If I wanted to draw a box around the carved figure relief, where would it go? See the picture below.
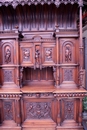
[26,102,51,119]
[4,70,13,82]
[64,100,74,119]
[5,46,11,63]
[65,45,72,62]
[45,48,52,61]
[4,101,13,120]
[64,69,73,81]
[35,45,40,68]
[23,48,30,61]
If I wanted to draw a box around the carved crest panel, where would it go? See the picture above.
[20,43,33,66]
[45,48,52,61]
[26,102,51,119]
[42,43,56,65]
[64,100,74,119]
[23,48,30,61]
[3,70,13,82]
[64,69,73,81]
[3,101,13,120]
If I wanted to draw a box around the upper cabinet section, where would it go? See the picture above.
[0,3,78,32]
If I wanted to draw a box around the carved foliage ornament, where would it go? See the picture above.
[4,101,13,120]
[26,102,51,119]
[64,69,73,81]
[0,0,82,8]
[4,70,13,82]
[64,100,74,119]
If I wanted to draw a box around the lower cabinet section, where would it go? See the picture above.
[0,91,86,130]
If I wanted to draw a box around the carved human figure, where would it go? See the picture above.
[45,48,52,60]
[5,47,11,63]
[35,49,40,63]
[65,46,72,62]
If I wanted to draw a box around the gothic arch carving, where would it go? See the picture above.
[62,41,74,63]
[1,42,14,64]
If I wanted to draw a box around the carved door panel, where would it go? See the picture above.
[59,38,79,88]
[59,38,78,64]
[0,40,16,65]
[61,99,77,123]
[21,98,57,123]
[2,100,15,121]
[42,43,56,66]
[20,42,34,66]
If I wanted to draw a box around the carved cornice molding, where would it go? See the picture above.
[0,0,83,8]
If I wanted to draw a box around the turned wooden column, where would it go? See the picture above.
[79,5,83,69]
[16,38,20,87]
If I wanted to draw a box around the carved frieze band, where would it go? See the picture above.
[3,101,13,120]
[0,92,86,99]
[26,102,51,119]
[0,0,82,8]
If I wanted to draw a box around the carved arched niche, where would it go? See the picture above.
[62,41,74,63]
[2,43,14,64]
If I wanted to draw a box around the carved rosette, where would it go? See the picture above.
[64,69,73,81]
[3,101,13,120]
[26,102,51,119]
[64,100,74,119]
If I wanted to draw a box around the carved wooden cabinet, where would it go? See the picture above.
[0,0,86,130]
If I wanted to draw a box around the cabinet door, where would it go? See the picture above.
[20,42,34,66]
[42,43,56,66]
